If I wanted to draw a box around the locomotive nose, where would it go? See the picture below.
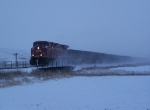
[31,46,43,57]
[35,49,42,56]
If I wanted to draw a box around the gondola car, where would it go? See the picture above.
[30,41,69,65]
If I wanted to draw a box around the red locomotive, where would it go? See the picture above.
[30,41,69,65]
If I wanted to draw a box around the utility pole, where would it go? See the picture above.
[13,53,19,67]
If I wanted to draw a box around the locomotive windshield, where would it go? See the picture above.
[33,43,49,47]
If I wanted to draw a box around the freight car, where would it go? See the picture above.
[30,41,69,65]
[63,49,133,64]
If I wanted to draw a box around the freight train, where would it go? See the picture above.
[30,41,133,65]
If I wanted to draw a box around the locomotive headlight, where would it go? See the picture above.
[32,54,34,56]
[37,47,40,50]
[40,54,42,56]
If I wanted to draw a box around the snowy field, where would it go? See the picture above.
[0,65,150,110]
[0,76,150,110]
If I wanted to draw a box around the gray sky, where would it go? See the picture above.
[0,0,150,58]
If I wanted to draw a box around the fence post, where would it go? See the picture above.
[23,61,24,67]
[4,62,6,68]
[11,62,12,68]
[25,61,26,67]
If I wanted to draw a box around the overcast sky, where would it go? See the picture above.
[0,0,150,58]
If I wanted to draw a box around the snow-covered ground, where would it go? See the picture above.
[0,67,37,73]
[0,58,150,110]
[74,63,150,71]
[75,64,150,75]
[111,65,150,72]
[0,76,150,110]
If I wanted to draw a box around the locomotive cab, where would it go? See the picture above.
[30,41,49,65]
[32,42,48,57]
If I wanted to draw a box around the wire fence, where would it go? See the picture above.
[0,61,30,69]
